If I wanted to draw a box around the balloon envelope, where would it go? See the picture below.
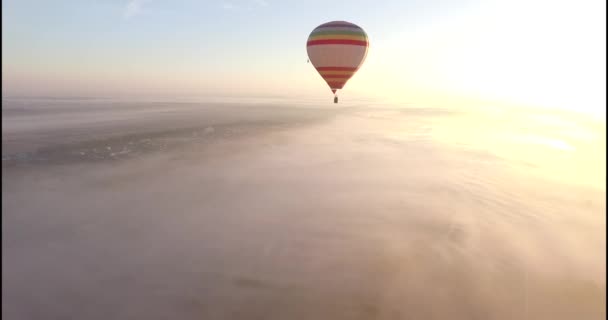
[306,21,369,95]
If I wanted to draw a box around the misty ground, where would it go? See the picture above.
[2,98,605,319]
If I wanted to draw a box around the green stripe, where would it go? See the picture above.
[310,30,367,37]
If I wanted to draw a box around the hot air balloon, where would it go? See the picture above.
[306,21,369,103]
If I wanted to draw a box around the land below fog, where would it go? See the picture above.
[2,99,605,320]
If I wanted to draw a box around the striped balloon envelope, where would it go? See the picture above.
[306,21,369,102]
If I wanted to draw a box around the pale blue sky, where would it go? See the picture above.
[2,0,605,115]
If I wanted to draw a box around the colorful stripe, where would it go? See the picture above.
[310,30,366,36]
[318,69,355,73]
[307,20,368,48]
[308,34,367,41]
[318,72,355,77]
[321,74,352,79]
[317,22,360,28]
[307,39,368,46]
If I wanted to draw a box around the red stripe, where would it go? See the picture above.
[322,75,352,79]
[316,67,358,71]
[307,39,368,46]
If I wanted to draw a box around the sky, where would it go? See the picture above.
[2,0,606,116]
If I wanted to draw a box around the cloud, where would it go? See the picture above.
[123,0,149,19]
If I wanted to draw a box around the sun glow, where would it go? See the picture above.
[350,0,606,117]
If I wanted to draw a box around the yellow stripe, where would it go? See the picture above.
[308,34,367,41]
